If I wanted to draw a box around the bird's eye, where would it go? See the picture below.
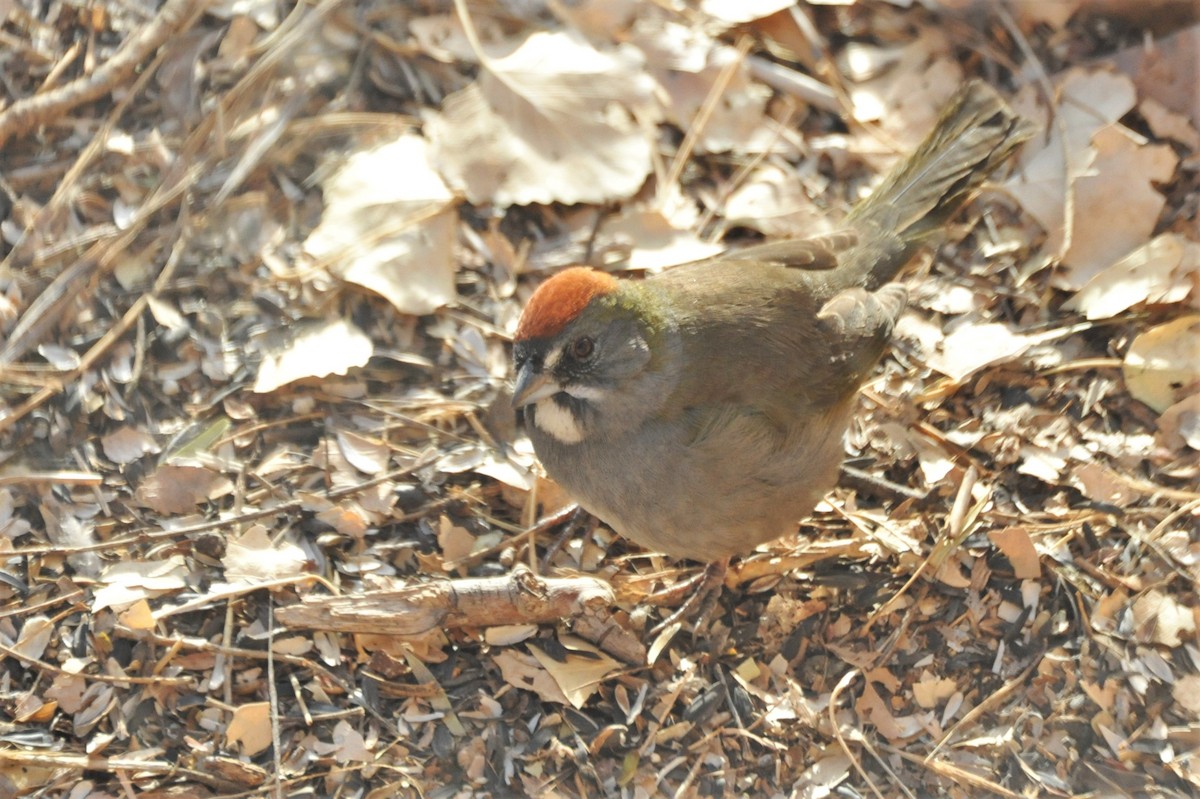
[569,336,595,361]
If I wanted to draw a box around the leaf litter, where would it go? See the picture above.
[0,0,1197,797]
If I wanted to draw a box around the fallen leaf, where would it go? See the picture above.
[253,319,373,393]
[135,465,231,514]
[1061,124,1178,288]
[528,636,621,709]
[1122,315,1200,413]
[912,674,957,709]
[305,133,458,315]
[926,321,1037,382]
[1005,68,1137,264]
[1132,590,1196,647]
[427,30,657,206]
[1067,234,1199,320]
[101,427,161,464]
[988,527,1042,579]
[493,649,569,706]
[226,702,273,756]
[224,526,309,583]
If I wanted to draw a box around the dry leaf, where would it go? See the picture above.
[427,30,656,206]
[599,203,724,271]
[528,636,621,709]
[925,321,1037,382]
[118,599,156,631]
[1070,461,1140,508]
[1157,392,1200,451]
[493,649,569,705]
[793,752,852,799]
[226,702,273,756]
[987,527,1042,579]
[1068,234,1200,320]
[912,674,957,709]
[101,426,161,464]
[224,526,309,583]
[437,515,475,567]
[1061,124,1178,288]
[1132,590,1196,647]
[253,319,373,393]
[135,465,231,514]
[335,430,390,475]
[11,616,53,661]
[1122,315,1200,413]
[305,133,458,315]
[93,556,189,611]
[1006,68,1136,263]
[699,0,793,24]
[1174,675,1200,717]
[633,24,778,155]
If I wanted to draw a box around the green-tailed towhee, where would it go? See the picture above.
[512,80,1031,566]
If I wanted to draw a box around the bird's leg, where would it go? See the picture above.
[538,505,591,571]
[648,557,730,636]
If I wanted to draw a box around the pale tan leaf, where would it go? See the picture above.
[93,555,189,611]
[912,674,957,709]
[101,426,161,465]
[1061,124,1178,288]
[1123,315,1200,413]
[1132,590,1196,647]
[437,515,474,566]
[305,133,457,314]
[1158,393,1200,452]
[223,526,308,583]
[226,702,273,756]
[135,465,231,514]
[253,319,373,393]
[987,527,1042,580]
[493,649,569,705]
[528,637,620,709]
[427,31,656,206]
[1005,68,1137,260]
[1174,675,1200,717]
[1068,234,1200,320]
[699,0,793,24]
[12,616,53,661]
[926,322,1036,382]
[633,25,779,155]
[335,430,390,475]
[117,600,156,631]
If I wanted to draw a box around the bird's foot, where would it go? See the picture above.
[647,558,730,637]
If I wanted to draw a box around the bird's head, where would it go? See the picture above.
[511,267,674,444]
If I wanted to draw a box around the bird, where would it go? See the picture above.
[510,80,1031,611]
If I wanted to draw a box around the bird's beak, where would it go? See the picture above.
[512,363,561,408]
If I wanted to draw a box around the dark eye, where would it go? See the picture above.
[569,336,595,361]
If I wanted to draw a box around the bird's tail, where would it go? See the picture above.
[845,80,1034,288]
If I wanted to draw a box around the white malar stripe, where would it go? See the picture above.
[564,384,607,402]
[533,398,584,444]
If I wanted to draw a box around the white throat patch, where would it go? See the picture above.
[533,398,584,444]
